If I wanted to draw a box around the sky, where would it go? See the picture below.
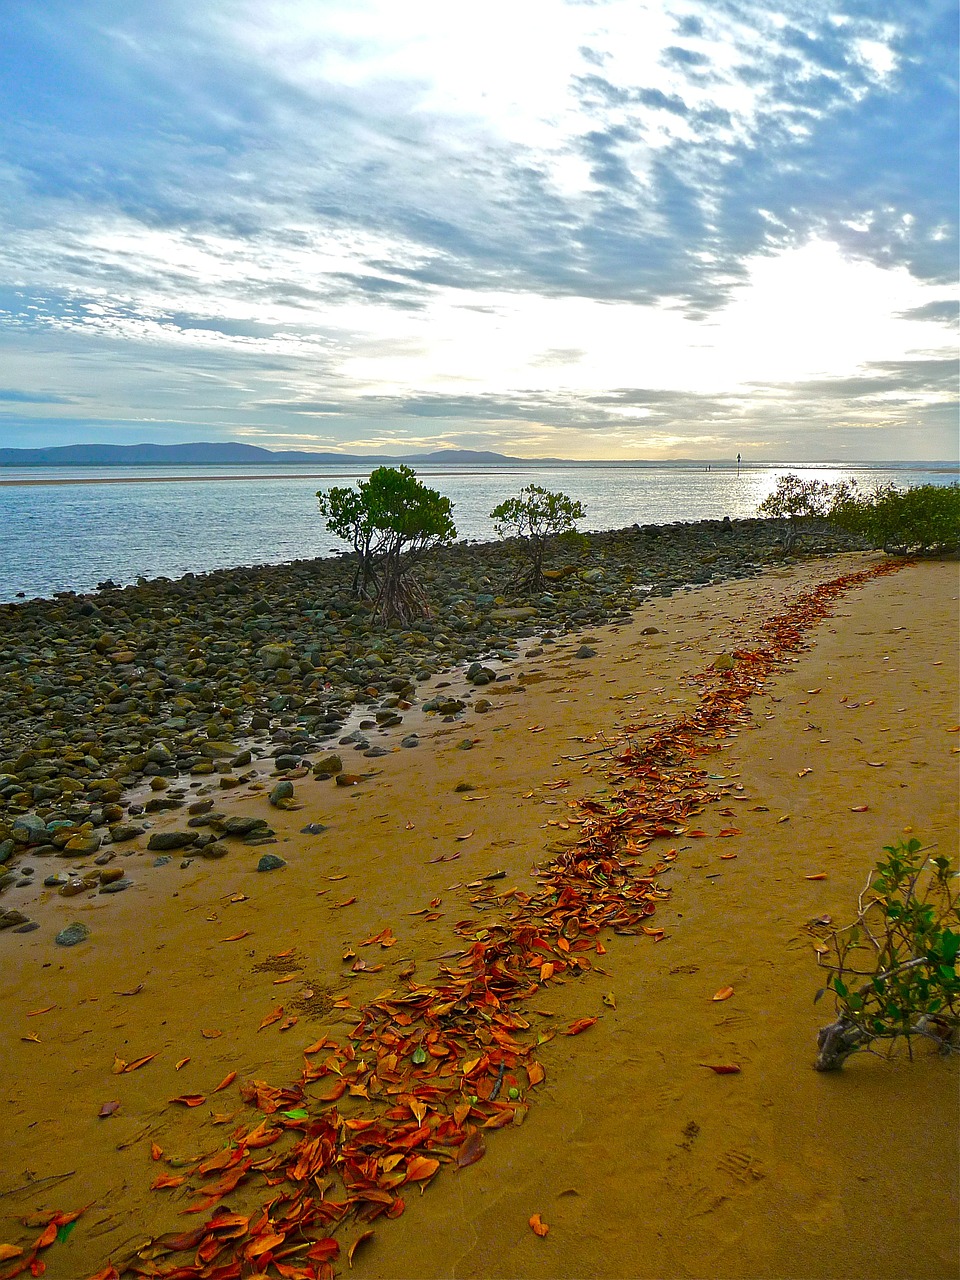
[0,0,956,461]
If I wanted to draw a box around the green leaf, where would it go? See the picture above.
[281,1108,310,1120]
[412,1046,427,1065]
[56,1221,78,1245]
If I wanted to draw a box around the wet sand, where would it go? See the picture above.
[1,552,957,1280]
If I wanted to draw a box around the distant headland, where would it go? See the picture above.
[0,442,564,467]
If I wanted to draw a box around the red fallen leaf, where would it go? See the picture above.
[279,1016,299,1031]
[153,1228,207,1252]
[333,896,357,908]
[212,1071,237,1093]
[122,1052,158,1073]
[688,830,708,838]
[246,1231,286,1259]
[150,1143,163,1161]
[850,805,870,812]
[312,1078,347,1104]
[150,1173,187,1190]
[564,1017,598,1036]
[405,1156,439,1182]
[595,941,606,955]
[221,931,251,942]
[805,873,828,880]
[170,1094,206,1106]
[98,1100,120,1118]
[526,1061,545,1087]
[0,1246,23,1262]
[539,962,555,982]
[529,1213,549,1237]
[307,1238,341,1264]
[717,828,741,837]
[347,1230,374,1267]
[699,1064,742,1074]
[273,947,296,957]
[719,853,738,860]
[303,1038,329,1055]
[258,1006,284,1030]
[456,1128,486,1168]
[712,986,734,1002]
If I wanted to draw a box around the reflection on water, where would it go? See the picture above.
[0,461,955,601]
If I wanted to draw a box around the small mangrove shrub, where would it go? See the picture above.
[490,485,586,589]
[830,482,960,555]
[814,839,960,1070]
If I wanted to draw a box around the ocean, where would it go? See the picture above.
[0,460,955,603]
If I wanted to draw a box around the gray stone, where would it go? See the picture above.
[575,645,598,659]
[99,877,133,893]
[15,920,40,933]
[256,853,286,872]
[401,734,420,748]
[56,922,90,946]
[269,780,295,806]
[312,753,343,777]
[147,830,198,851]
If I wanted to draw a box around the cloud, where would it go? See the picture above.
[0,388,76,403]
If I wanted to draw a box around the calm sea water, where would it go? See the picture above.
[0,460,955,603]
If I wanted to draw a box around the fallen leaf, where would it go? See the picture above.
[26,1006,55,1017]
[0,1246,23,1262]
[529,1213,549,1237]
[115,984,144,996]
[212,1071,237,1093]
[221,931,251,942]
[279,1016,299,1031]
[719,853,738,860]
[712,986,734,1001]
[122,1052,158,1073]
[797,768,813,778]
[347,1230,374,1267]
[98,1100,120,1118]
[865,761,886,768]
[601,992,616,1008]
[273,947,296,956]
[455,830,475,841]
[405,1156,439,1182]
[151,1173,187,1190]
[20,1033,40,1044]
[150,1143,163,1161]
[169,1095,206,1106]
[175,1058,190,1070]
[850,804,870,812]
[699,1064,741,1074]
[804,873,828,880]
[456,1129,486,1168]
[201,1029,223,1040]
[258,1007,284,1030]
[717,828,741,837]
[273,974,297,984]
[332,896,357,908]
[564,1017,598,1036]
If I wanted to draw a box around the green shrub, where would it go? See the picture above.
[830,482,960,554]
[814,840,960,1070]
[491,485,586,589]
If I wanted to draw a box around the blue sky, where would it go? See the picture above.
[0,0,956,459]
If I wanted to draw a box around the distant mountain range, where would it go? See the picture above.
[0,442,559,467]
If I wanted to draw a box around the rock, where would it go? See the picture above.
[0,840,15,865]
[640,626,660,635]
[99,867,126,884]
[454,782,476,792]
[575,645,597,659]
[269,781,295,806]
[109,823,145,843]
[474,699,493,713]
[455,739,474,751]
[312,753,343,777]
[256,853,286,872]
[222,816,272,837]
[188,799,215,815]
[56,922,90,946]
[59,878,88,897]
[198,841,229,858]
[153,855,172,867]
[363,746,390,757]
[64,834,102,855]
[401,734,420,748]
[0,909,29,928]
[489,607,538,621]
[99,877,133,893]
[43,872,69,887]
[14,920,40,933]
[712,653,735,671]
[147,831,199,851]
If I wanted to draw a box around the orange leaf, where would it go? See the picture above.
[170,1094,206,1107]
[258,1006,284,1031]
[333,896,357,908]
[273,974,297,984]
[307,1238,340,1264]
[699,1063,741,1074]
[717,827,741,837]
[150,1143,164,1161]
[804,873,828,880]
[405,1156,439,1182]
[712,986,734,1002]
[212,1071,237,1093]
[201,1028,223,1039]
[122,1052,158,1073]
[564,1017,597,1036]
[246,1232,285,1259]
[529,1213,549,1237]
[526,1061,545,1087]
[539,962,555,982]
[26,1006,55,1017]
[0,1246,23,1262]
[221,932,251,942]
[279,1016,299,1032]
[797,768,812,778]
[151,1173,187,1190]
[850,805,870,812]
[175,1057,191,1071]
[347,1230,374,1268]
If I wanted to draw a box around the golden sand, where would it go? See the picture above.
[1,552,956,1280]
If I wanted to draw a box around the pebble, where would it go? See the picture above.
[99,877,133,893]
[147,831,198,851]
[153,855,172,867]
[256,853,286,872]
[14,920,40,933]
[401,735,420,748]
[300,823,328,835]
[56,922,90,946]
[269,781,295,806]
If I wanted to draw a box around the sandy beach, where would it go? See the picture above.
[0,551,956,1280]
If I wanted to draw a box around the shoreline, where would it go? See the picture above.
[0,553,955,1278]
[0,470,537,487]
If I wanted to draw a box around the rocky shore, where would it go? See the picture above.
[0,516,862,934]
